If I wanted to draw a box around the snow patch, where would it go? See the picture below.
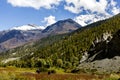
[11,24,45,31]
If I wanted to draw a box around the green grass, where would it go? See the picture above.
[48,67,65,74]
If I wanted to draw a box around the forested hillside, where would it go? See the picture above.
[0,13,120,72]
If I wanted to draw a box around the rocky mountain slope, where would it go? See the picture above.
[0,29,43,52]
[42,19,81,34]
[78,27,120,73]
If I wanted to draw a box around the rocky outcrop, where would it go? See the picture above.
[80,51,89,63]
[78,56,120,73]
[78,30,120,73]
[80,32,113,62]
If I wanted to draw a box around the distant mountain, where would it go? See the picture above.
[42,19,82,35]
[0,19,81,52]
[0,29,43,52]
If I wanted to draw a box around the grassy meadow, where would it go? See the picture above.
[0,67,119,80]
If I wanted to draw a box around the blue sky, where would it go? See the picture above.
[0,0,120,31]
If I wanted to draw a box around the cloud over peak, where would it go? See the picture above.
[43,15,56,27]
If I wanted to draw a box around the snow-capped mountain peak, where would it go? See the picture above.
[11,24,45,31]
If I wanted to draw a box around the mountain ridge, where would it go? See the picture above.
[0,18,82,52]
[42,18,82,34]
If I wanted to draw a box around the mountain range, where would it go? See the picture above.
[0,19,82,52]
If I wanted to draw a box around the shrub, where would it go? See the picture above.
[48,69,56,75]
[71,69,80,73]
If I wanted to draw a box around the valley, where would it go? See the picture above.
[1,0,120,79]
[0,13,120,80]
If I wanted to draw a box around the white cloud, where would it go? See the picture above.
[64,0,120,15]
[43,15,56,26]
[7,0,120,27]
[112,7,120,15]
[74,14,111,26]
[65,0,120,26]
[64,0,108,14]
[107,0,120,15]
[7,0,62,10]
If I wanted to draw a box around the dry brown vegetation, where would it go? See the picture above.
[0,67,120,80]
[22,73,110,80]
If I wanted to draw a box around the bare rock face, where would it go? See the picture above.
[80,51,89,63]
[80,32,113,62]
[78,30,120,73]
